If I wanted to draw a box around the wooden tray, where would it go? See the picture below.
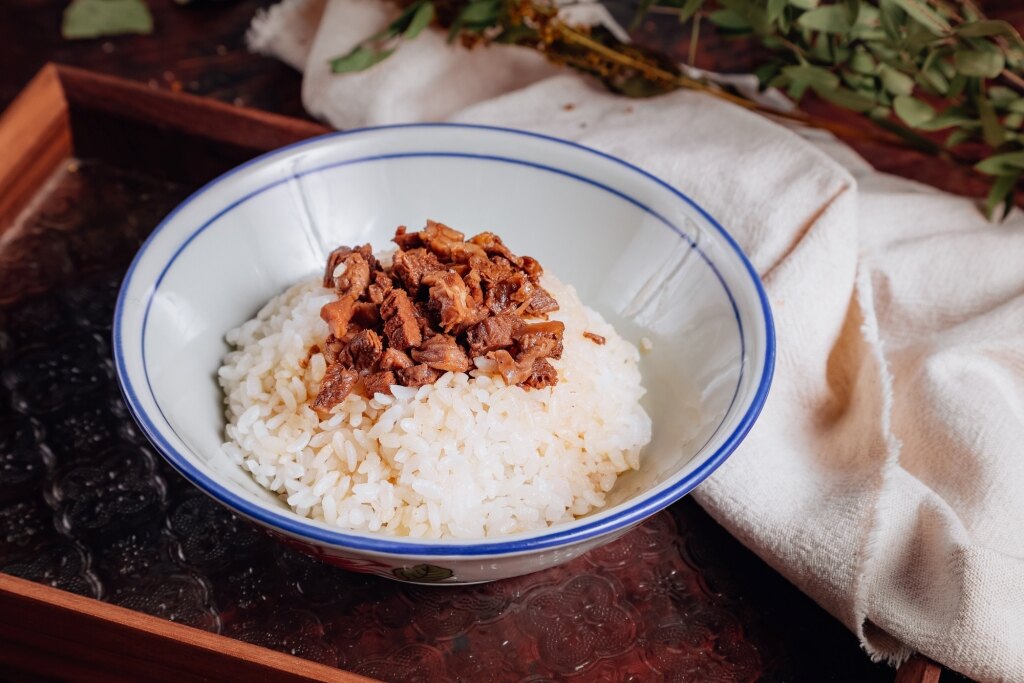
[0,64,943,683]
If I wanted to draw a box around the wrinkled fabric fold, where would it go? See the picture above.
[249,3,1024,680]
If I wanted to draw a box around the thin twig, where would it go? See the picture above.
[550,20,956,156]
[688,12,701,68]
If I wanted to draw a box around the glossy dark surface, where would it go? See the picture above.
[0,159,904,681]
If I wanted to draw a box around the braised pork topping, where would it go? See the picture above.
[311,221,562,412]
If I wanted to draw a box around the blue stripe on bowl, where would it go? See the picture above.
[113,123,776,557]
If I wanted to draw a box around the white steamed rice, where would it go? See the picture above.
[218,273,651,539]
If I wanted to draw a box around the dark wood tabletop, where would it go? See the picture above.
[0,2,1003,681]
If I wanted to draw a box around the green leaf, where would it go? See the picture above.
[918,66,948,95]
[855,4,880,28]
[330,45,395,73]
[987,86,1018,108]
[842,71,868,89]
[885,0,951,36]
[754,62,781,86]
[62,0,153,39]
[984,171,1019,220]
[874,115,944,153]
[448,0,501,38]
[788,0,818,9]
[814,84,876,112]
[798,6,852,33]
[879,0,905,41]
[387,0,426,32]
[879,64,916,96]
[767,0,788,24]
[1005,113,1024,129]
[955,48,1005,78]
[495,23,536,44]
[977,95,1006,146]
[809,33,833,61]
[403,1,435,39]
[456,0,501,25]
[974,151,1024,175]
[850,48,876,74]
[956,19,1019,39]
[678,0,704,24]
[893,95,936,126]
[945,128,973,148]
[870,105,892,119]
[947,73,967,99]
[787,79,811,100]
[782,64,840,89]
[938,56,957,79]
[915,107,976,131]
[708,8,750,30]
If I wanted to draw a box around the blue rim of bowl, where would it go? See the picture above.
[113,122,776,557]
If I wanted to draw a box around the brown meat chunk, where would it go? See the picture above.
[312,223,563,399]
[487,349,533,386]
[526,285,560,316]
[516,320,565,336]
[393,225,423,250]
[486,271,534,314]
[583,331,606,345]
[448,241,487,263]
[333,252,371,299]
[413,300,435,339]
[419,220,469,261]
[464,269,484,305]
[522,359,558,389]
[321,335,345,365]
[423,270,479,332]
[515,321,564,362]
[484,279,514,314]
[398,364,441,388]
[379,347,414,371]
[320,295,357,338]
[362,370,396,397]
[351,302,381,329]
[469,254,516,285]
[392,248,444,290]
[347,329,383,372]
[312,364,359,414]
[520,256,543,283]
[469,232,519,263]
[411,334,471,373]
[380,289,422,350]
[367,271,394,304]
[323,246,353,288]
[466,313,524,357]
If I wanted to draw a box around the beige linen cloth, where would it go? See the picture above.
[249,2,1024,680]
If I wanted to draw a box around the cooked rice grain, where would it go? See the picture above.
[218,274,651,538]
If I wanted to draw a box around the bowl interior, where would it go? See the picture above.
[116,124,772,550]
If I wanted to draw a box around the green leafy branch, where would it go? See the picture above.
[329,0,1024,218]
[331,0,436,72]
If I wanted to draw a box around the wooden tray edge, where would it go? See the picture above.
[0,64,71,229]
[0,573,375,682]
[0,63,330,231]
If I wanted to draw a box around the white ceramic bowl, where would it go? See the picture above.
[114,124,774,584]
